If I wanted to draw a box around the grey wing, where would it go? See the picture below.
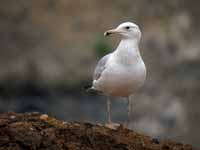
[93,53,111,81]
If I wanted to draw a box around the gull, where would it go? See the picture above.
[90,22,146,127]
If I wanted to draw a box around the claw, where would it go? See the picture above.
[105,123,121,130]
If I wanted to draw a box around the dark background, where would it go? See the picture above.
[0,0,199,146]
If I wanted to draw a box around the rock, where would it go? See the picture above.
[40,114,49,121]
[0,112,194,150]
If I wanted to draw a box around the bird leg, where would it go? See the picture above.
[105,96,121,129]
[106,96,112,123]
[126,96,132,127]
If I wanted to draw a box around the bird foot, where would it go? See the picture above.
[105,123,123,130]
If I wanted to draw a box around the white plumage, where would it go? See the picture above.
[91,22,146,126]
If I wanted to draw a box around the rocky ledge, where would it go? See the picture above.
[0,112,194,150]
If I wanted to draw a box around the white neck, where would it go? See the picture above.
[115,38,141,57]
[112,38,143,66]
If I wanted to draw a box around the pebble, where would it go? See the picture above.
[10,115,16,119]
[40,114,48,120]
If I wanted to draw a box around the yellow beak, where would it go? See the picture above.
[104,28,124,36]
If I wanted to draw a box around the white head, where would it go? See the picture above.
[104,22,141,42]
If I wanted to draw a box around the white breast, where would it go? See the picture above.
[93,36,146,97]
[96,53,146,97]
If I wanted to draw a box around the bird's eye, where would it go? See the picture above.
[125,26,130,30]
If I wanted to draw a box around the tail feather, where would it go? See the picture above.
[83,84,103,95]
[83,84,93,91]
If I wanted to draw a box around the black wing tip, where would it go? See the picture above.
[83,84,92,91]
[83,84,95,93]
[82,84,103,95]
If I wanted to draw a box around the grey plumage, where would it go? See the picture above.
[93,53,111,81]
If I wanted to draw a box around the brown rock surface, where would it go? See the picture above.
[0,112,193,150]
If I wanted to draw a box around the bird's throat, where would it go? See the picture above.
[115,39,141,64]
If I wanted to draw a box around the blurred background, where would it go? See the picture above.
[0,0,199,146]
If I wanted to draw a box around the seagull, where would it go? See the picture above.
[90,22,146,127]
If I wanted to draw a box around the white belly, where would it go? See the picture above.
[94,60,146,97]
